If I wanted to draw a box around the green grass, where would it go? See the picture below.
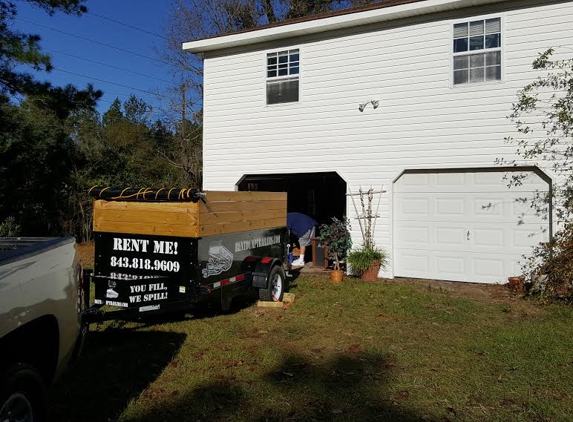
[49,276,573,422]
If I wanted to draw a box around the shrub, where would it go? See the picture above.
[0,216,21,237]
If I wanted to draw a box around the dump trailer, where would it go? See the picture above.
[83,188,290,322]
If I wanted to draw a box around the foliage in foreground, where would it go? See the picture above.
[502,48,573,301]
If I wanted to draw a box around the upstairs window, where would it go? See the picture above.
[266,49,299,105]
[453,18,501,85]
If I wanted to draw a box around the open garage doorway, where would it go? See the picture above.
[236,172,347,224]
[237,172,347,265]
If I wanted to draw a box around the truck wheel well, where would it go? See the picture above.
[0,315,59,385]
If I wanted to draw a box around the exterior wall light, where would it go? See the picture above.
[358,100,379,112]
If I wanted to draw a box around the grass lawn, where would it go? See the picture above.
[49,267,573,421]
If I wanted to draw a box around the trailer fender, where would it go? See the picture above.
[251,257,282,289]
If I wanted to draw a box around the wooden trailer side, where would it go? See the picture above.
[199,191,287,237]
[93,200,200,237]
[92,191,287,238]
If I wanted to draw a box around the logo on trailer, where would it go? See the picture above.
[106,288,119,299]
[202,241,233,278]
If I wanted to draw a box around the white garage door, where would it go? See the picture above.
[393,169,550,283]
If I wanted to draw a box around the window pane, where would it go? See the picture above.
[485,34,500,49]
[267,78,299,104]
[470,36,484,50]
[454,38,468,53]
[485,18,501,34]
[290,53,299,62]
[453,23,468,38]
[486,51,501,66]
[267,70,277,78]
[454,69,468,85]
[486,65,501,81]
[470,20,484,36]
[454,56,469,70]
[278,68,288,76]
[470,53,484,68]
[470,68,485,83]
[290,66,299,74]
[278,52,288,63]
[267,56,277,65]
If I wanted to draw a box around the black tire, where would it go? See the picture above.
[259,265,286,302]
[0,364,46,422]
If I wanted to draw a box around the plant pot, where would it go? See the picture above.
[361,260,381,282]
[507,276,525,294]
[330,269,344,283]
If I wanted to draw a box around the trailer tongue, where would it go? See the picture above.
[83,188,290,322]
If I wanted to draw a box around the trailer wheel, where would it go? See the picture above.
[259,265,286,302]
[0,364,46,422]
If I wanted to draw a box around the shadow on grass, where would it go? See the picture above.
[47,328,186,422]
[124,351,434,422]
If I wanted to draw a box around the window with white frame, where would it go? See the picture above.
[453,18,501,85]
[266,49,299,104]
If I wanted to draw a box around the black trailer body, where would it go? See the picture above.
[88,227,288,320]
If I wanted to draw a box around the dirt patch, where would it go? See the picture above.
[383,276,543,314]
[385,277,508,300]
[77,242,94,269]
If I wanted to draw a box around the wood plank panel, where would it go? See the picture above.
[199,200,286,214]
[200,217,285,237]
[93,220,199,238]
[95,210,198,226]
[94,199,200,237]
[200,209,286,226]
[94,200,199,214]
[204,191,287,202]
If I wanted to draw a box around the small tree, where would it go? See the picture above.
[501,48,573,300]
[318,217,352,271]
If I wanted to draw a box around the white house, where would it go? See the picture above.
[183,0,573,283]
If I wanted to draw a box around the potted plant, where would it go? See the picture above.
[318,217,352,283]
[347,246,387,281]
[348,187,388,281]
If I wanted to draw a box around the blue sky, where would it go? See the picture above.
[13,0,179,117]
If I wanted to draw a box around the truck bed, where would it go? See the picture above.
[0,237,76,264]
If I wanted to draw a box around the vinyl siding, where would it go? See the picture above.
[201,0,573,277]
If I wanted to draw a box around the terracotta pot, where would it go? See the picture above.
[361,260,381,282]
[330,269,344,283]
[507,276,525,294]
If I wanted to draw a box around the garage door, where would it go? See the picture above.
[393,169,550,283]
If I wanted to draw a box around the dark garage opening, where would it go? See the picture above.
[237,172,347,265]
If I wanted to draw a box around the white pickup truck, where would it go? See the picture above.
[0,237,86,422]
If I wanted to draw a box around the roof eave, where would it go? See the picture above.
[182,0,507,53]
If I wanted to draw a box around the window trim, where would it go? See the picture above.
[264,47,302,106]
[450,14,504,88]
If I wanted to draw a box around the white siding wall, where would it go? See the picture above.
[202,0,573,277]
